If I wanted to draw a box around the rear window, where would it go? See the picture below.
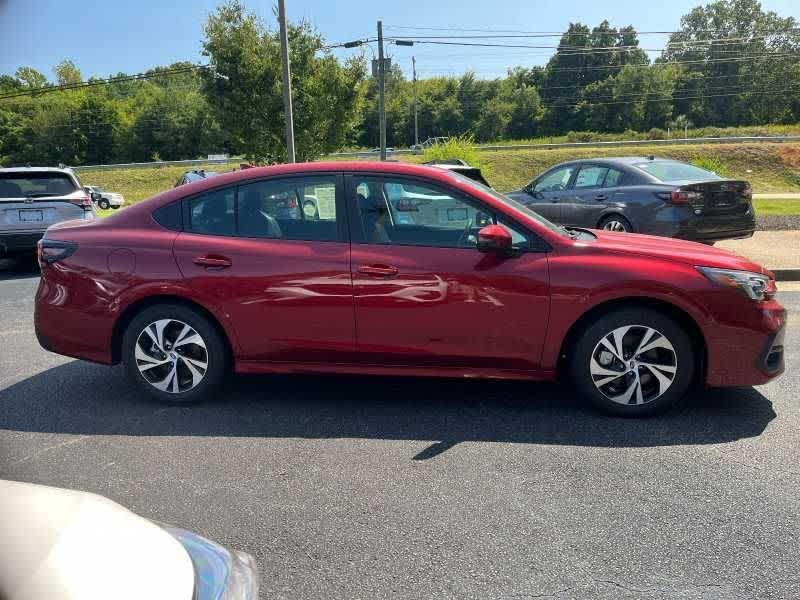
[0,172,78,199]
[633,161,721,182]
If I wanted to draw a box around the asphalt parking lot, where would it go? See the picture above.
[1,257,798,600]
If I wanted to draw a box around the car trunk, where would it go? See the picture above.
[0,198,89,233]
[679,180,754,236]
[680,180,752,216]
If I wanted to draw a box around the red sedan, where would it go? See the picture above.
[34,162,785,416]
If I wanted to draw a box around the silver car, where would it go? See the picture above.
[0,167,95,256]
[85,185,125,210]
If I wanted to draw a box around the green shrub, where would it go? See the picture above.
[566,131,599,143]
[646,128,667,140]
[421,136,484,169]
[691,156,730,177]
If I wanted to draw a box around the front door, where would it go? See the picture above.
[346,174,551,372]
[172,174,356,363]
[523,164,579,223]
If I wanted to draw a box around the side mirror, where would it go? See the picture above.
[476,224,513,254]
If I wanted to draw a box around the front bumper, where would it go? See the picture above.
[705,299,786,387]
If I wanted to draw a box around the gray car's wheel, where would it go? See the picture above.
[122,304,229,404]
[98,198,110,210]
[569,308,695,417]
[598,214,632,233]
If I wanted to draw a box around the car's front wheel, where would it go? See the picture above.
[98,198,110,210]
[122,304,229,404]
[569,308,695,416]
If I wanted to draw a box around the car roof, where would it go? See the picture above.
[104,161,493,226]
[0,166,76,174]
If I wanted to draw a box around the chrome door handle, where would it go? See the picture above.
[193,255,232,269]
[358,264,399,277]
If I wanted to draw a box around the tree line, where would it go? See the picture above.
[0,0,798,166]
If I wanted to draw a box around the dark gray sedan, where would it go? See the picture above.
[506,157,756,243]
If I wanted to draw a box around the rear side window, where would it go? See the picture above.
[186,188,235,236]
[153,202,182,231]
[0,173,77,199]
[573,166,608,189]
[603,168,625,187]
[237,176,338,242]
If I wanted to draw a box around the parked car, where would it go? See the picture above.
[507,157,756,243]
[34,162,784,416]
[425,159,491,186]
[0,167,94,256]
[84,185,125,210]
[174,169,218,187]
[0,479,258,600]
[412,137,450,152]
[368,147,395,153]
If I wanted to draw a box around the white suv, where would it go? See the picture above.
[0,167,95,256]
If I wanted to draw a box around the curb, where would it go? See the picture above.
[774,269,800,282]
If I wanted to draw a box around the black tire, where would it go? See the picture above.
[111,204,121,209]
[568,307,695,417]
[122,304,229,404]
[98,199,110,210]
[598,214,633,233]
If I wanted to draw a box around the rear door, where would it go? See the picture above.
[172,174,357,363]
[563,165,627,227]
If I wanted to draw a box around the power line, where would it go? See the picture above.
[0,64,211,101]
[385,25,800,36]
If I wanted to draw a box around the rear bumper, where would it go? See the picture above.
[705,300,786,387]
[676,226,755,243]
[0,230,45,254]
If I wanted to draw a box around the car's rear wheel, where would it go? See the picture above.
[598,214,632,233]
[122,304,229,404]
[98,198,110,210]
[569,308,695,417]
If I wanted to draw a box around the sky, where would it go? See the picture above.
[1,0,798,81]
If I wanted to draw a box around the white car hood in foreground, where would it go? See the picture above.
[0,479,194,600]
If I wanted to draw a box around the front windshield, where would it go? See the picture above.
[446,170,571,237]
[634,160,721,182]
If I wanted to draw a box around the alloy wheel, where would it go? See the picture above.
[589,325,677,405]
[134,319,208,393]
[602,219,628,232]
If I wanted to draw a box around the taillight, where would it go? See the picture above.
[669,189,703,204]
[37,239,78,266]
[71,195,93,210]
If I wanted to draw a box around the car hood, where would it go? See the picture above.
[584,229,771,276]
[0,479,195,600]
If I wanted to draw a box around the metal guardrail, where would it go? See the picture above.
[329,135,800,158]
[71,135,800,169]
[73,157,242,172]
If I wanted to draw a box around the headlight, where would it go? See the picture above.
[697,266,776,300]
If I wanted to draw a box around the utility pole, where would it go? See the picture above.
[377,20,386,161]
[278,0,295,162]
[412,56,419,148]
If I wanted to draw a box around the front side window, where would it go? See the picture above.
[187,188,235,236]
[238,176,338,241]
[532,166,576,193]
[352,177,529,250]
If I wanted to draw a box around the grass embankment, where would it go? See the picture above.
[80,143,800,216]
[752,199,800,215]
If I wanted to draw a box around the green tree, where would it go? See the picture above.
[54,59,82,85]
[14,66,48,89]
[201,0,365,162]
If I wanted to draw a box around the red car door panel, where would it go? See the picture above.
[347,174,551,371]
[351,244,550,369]
[174,234,355,362]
